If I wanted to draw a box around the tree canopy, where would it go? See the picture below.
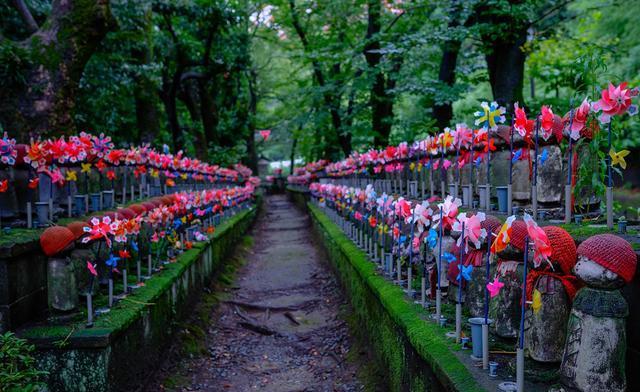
[0,0,638,171]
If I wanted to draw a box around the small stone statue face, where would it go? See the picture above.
[573,256,624,289]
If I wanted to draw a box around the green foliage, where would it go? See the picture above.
[0,332,47,392]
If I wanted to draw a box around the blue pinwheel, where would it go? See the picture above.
[538,149,548,166]
[131,240,139,252]
[425,228,438,249]
[105,254,120,268]
[512,148,522,163]
[457,264,473,281]
[442,252,456,264]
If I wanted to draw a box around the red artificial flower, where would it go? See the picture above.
[106,170,116,181]
[0,180,7,193]
[118,249,131,259]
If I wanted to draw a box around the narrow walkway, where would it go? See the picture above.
[155,195,366,391]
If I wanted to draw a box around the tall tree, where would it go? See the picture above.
[0,0,115,138]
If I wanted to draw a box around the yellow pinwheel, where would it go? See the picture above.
[409,162,416,172]
[66,170,78,181]
[532,289,542,314]
[81,163,92,173]
[474,101,506,130]
[610,148,630,169]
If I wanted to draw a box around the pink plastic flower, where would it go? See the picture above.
[432,195,461,230]
[82,216,115,247]
[395,198,412,221]
[514,103,534,141]
[593,82,639,123]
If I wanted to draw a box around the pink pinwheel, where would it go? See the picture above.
[432,195,461,230]
[409,201,432,233]
[486,277,504,298]
[454,123,473,148]
[395,198,412,221]
[453,212,487,251]
[514,103,534,141]
[593,82,639,123]
[0,133,17,165]
[259,130,271,141]
[87,261,98,277]
[540,106,555,140]
[523,213,552,267]
[568,98,591,140]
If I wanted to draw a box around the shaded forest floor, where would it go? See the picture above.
[145,195,383,391]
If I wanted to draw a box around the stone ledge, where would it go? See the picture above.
[307,202,487,392]
[17,205,257,392]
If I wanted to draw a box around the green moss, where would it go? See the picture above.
[308,203,487,392]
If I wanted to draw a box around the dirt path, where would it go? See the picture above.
[150,195,370,392]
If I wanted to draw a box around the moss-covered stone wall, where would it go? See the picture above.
[306,201,486,392]
[21,205,257,392]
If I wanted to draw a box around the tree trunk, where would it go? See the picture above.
[244,70,258,173]
[484,35,527,109]
[160,67,184,153]
[433,1,463,129]
[178,79,208,159]
[0,0,115,139]
[364,0,394,148]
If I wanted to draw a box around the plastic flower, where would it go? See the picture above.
[409,201,432,233]
[118,249,131,259]
[106,170,116,181]
[610,148,630,169]
[474,101,506,130]
[491,215,516,254]
[0,180,8,193]
[523,213,551,267]
[593,82,639,123]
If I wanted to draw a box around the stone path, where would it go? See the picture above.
[149,194,370,391]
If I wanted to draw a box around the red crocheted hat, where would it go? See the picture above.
[142,202,156,212]
[66,221,87,240]
[577,234,637,283]
[129,204,146,215]
[40,226,75,256]
[509,220,528,251]
[543,226,576,274]
[116,208,135,220]
[483,215,503,236]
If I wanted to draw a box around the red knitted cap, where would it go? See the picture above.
[129,204,146,215]
[40,226,75,256]
[543,226,576,274]
[483,215,502,236]
[66,221,87,240]
[142,202,156,211]
[509,220,528,251]
[117,208,135,220]
[577,234,637,283]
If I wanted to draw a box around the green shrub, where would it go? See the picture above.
[0,332,47,392]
